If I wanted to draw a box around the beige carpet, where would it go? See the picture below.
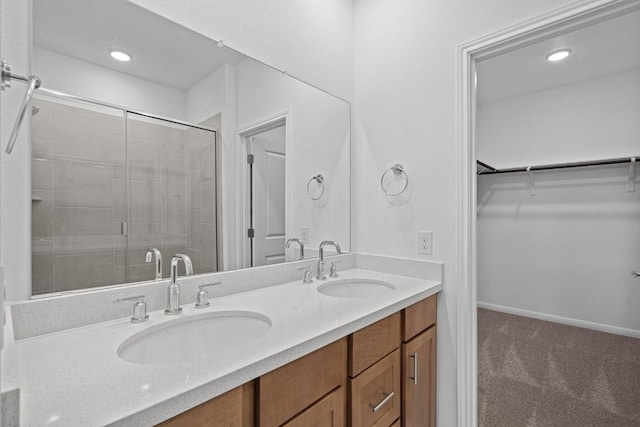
[478,308,640,426]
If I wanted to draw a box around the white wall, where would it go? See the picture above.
[34,47,187,120]
[185,64,241,271]
[478,167,640,333]
[478,68,640,168]
[1,0,31,301]
[185,65,227,124]
[477,68,640,334]
[235,58,351,252]
[128,0,354,102]
[352,0,580,424]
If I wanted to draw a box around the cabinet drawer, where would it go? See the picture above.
[283,386,345,427]
[258,338,347,427]
[157,382,254,427]
[349,312,400,377]
[403,295,436,341]
[402,326,437,427]
[349,349,401,427]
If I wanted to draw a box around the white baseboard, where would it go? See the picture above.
[477,301,640,339]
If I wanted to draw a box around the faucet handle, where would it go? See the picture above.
[195,282,221,309]
[113,295,149,323]
[329,261,343,277]
[297,267,313,284]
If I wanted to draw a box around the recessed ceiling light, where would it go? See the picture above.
[546,48,572,62]
[109,49,132,62]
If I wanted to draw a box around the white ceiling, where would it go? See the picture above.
[477,9,640,104]
[34,2,640,101]
[33,0,248,91]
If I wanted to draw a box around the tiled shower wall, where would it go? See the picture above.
[31,98,218,295]
[186,115,220,275]
[31,99,126,294]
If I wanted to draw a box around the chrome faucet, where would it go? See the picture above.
[145,247,163,280]
[285,238,305,260]
[165,254,193,315]
[317,241,342,280]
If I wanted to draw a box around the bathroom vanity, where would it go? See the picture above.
[2,254,442,426]
[161,295,436,427]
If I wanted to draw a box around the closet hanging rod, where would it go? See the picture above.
[477,160,497,172]
[476,156,639,175]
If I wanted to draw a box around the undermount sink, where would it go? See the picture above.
[317,279,395,298]
[117,311,272,365]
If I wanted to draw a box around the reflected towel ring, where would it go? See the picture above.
[381,163,409,196]
[307,174,325,200]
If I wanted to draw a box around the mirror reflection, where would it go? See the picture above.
[31,0,351,296]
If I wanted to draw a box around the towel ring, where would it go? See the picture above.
[307,174,325,200]
[381,164,408,196]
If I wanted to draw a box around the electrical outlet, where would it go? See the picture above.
[301,227,310,244]
[418,231,433,255]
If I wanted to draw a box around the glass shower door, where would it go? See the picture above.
[31,94,128,294]
[30,94,218,296]
[125,113,218,281]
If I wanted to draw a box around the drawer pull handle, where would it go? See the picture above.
[369,391,395,413]
[409,352,418,385]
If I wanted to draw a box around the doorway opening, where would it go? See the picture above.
[239,114,288,267]
[457,0,640,424]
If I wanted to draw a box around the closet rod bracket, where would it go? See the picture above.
[627,157,635,193]
[527,166,536,196]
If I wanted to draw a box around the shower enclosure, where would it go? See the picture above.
[31,92,219,295]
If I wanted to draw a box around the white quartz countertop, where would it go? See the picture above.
[4,268,441,426]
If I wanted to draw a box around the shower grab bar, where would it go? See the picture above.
[1,59,42,154]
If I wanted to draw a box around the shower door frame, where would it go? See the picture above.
[455,0,640,425]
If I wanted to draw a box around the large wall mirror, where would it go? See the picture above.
[30,0,351,296]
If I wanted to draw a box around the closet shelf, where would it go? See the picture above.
[476,155,638,175]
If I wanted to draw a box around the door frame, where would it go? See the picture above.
[237,110,291,268]
[455,0,640,424]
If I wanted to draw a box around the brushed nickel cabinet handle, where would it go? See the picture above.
[409,352,418,385]
[369,391,395,413]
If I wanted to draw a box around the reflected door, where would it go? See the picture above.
[249,125,286,266]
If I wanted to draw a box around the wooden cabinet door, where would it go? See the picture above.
[156,382,254,427]
[402,326,436,427]
[403,295,436,342]
[349,312,401,377]
[349,349,401,427]
[258,338,347,427]
[283,387,345,427]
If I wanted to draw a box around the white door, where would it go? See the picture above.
[249,125,286,266]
